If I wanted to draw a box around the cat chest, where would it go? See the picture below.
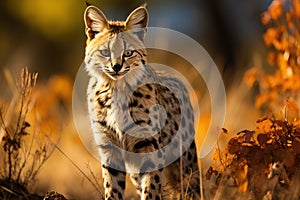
[89,84,158,142]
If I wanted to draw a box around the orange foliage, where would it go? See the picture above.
[207,2,300,197]
[206,117,300,198]
[269,0,283,20]
[244,0,300,118]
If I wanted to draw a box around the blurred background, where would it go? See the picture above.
[0,0,274,199]
[0,0,272,81]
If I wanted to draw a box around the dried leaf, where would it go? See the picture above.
[292,138,300,154]
[263,28,279,46]
[294,0,300,19]
[269,0,283,20]
[228,138,240,155]
[261,12,271,25]
[283,149,295,167]
[221,128,228,134]
[267,52,278,65]
[244,67,260,87]
[257,134,268,146]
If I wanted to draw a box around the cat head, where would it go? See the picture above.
[84,5,148,81]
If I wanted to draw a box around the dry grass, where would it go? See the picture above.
[0,68,54,199]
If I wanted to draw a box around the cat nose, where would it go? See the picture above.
[112,64,122,72]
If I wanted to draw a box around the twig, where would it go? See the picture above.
[184,169,193,199]
[216,141,225,170]
[199,160,204,200]
[0,184,18,196]
[86,163,103,196]
[17,121,36,183]
[180,134,184,199]
[45,134,104,197]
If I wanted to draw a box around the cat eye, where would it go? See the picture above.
[123,50,134,57]
[99,49,110,57]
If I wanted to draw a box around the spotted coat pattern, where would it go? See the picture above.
[84,5,200,200]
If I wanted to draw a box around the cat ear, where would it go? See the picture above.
[125,6,148,40]
[84,6,108,40]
